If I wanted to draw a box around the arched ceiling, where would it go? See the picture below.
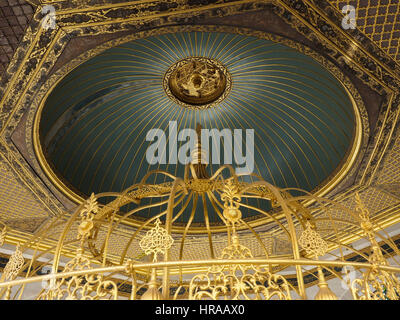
[38,31,356,209]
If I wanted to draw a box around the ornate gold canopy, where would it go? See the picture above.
[0,161,399,300]
[0,0,400,301]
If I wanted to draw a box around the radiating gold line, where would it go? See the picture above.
[222,95,303,189]
[233,85,346,158]
[142,37,180,64]
[157,103,187,187]
[47,70,161,124]
[234,83,350,149]
[208,33,229,59]
[231,86,332,175]
[130,40,176,66]
[188,32,195,58]
[155,35,181,61]
[172,33,189,58]
[223,42,284,66]
[209,99,272,187]
[214,95,282,186]
[113,100,176,191]
[163,33,186,59]
[55,86,163,169]
[47,78,161,150]
[180,32,191,57]
[207,100,263,212]
[232,65,351,116]
[93,97,178,192]
[120,102,181,191]
[80,94,172,191]
[216,37,264,64]
[230,61,352,113]
[214,34,240,61]
[206,32,220,58]
[55,85,163,166]
[230,91,320,185]
[234,77,353,129]
[199,32,204,58]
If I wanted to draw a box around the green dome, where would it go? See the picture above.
[39,31,355,222]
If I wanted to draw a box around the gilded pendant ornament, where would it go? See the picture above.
[77,193,98,241]
[139,218,174,262]
[298,221,328,257]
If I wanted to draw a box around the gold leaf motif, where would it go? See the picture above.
[80,193,99,219]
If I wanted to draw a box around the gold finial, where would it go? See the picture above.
[139,218,174,262]
[140,269,161,300]
[354,193,387,266]
[315,284,338,300]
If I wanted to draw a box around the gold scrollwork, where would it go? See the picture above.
[189,234,292,300]
[38,248,118,300]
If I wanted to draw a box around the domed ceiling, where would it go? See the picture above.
[37,30,357,220]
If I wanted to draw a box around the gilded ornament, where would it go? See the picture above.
[298,221,328,257]
[189,232,291,300]
[350,193,400,300]
[77,193,98,240]
[314,264,338,300]
[221,178,242,224]
[3,244,24,281]
[38,248,117,300]
[163,57,231,109]
[139,218,174,262]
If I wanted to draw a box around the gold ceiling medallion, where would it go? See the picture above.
[163,57,231,109]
